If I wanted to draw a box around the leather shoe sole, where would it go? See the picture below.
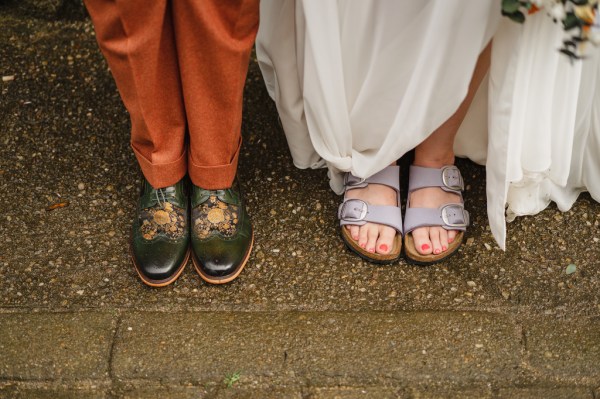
[191,230,254,285]
[130,246,191,287]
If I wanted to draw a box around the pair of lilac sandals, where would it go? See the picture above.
[338,164,469,265]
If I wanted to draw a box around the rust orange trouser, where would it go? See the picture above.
[84,0,259,189]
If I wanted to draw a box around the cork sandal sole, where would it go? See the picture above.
[404,231,464,266]
[340,226,402,264]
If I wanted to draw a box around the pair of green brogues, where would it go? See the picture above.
[131,176,252,286]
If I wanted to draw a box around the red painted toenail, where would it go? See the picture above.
[421,244,430,251]
[448,238,454,243]
[434,249,441,254]
[379,244,388,252]
[368,248,375,253]
[442,246,447,251]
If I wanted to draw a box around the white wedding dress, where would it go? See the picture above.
[256,0,600,249]
[456,13,600,247]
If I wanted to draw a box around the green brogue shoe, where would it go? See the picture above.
[130,177,190,287]
[190,180,253,284]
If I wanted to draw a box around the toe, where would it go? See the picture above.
[365,224,379,253]
[412,227,433,255]
[349,225,360,241]
[448,229,457,244]
[358,224,369,249]
[430,228,442,255]
[439,228,449,252]
[376,226,396,254]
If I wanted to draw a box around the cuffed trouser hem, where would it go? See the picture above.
[132,144,187,189]
[188,138,241,190]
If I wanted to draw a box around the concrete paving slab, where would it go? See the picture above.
[408,384,492,398]
[0,312,116,380]
[523,317,600,380]
[307,387,403,399]
[214,387,303,399]
[496,386,594,399]
[0,385,106,399]
[112,311,519,383]
[114,385,211,399]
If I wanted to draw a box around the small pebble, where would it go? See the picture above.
[484,243,492,251]
[78,182,85,190]
[467,281,476,287]
[2,75,15,82]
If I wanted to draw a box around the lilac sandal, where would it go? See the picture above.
[403,165,469,265]
[338,165,403,264]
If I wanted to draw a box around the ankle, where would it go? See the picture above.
[413,152,455,169]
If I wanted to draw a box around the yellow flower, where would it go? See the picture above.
[574,5,596,24]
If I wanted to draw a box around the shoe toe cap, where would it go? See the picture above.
[193,235,252,279]
[132,238,188,283]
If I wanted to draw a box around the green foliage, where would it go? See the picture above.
[501,0,531,23]
[562,12,581,30]
[223,371,242,388]
[501,0,599,61]
[502,0,523,13]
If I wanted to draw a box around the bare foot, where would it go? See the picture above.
[408,179,461,256]
[344,183,398,254]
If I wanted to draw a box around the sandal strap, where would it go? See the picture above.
[403,203,469,234]
[408,165,464,195]
[338,199,403,233]
[344,165,400,194]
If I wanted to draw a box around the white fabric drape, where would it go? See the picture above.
[256,1,600,249]
[456,14,600,247]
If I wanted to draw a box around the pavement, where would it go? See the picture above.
[1,2,599,398]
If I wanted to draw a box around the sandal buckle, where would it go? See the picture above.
[339,199,368,222]
[441,166,464,191]
[441,204,469,228]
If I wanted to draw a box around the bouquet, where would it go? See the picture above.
[502,0,600,59]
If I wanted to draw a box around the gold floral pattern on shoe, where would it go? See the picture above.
[139,201,186,240]
[192,195,239,239]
